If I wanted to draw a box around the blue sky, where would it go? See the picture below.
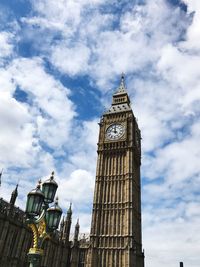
[0,0,200,266]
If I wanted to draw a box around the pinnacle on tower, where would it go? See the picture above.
[75,218,79,227]
[67,202,72,216]
[62,203,73,244]
[74,218,80,243]
[50,171,54,179]
[10,184,18,206]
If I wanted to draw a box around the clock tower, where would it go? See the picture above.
[86,75,144,267]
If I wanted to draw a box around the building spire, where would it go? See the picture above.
[67,202,72,216]
[62,203,73,244]
[104,73,131,115]
[10,184,18,206]
[114,73,127,95]
[74,218,80,243]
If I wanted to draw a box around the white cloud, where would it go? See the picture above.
[23,0,190,89]
[0,31,14,59]
[58,169,95,207]
[143,213,200,267]
[0,90,37,167]
[8,57,76,149]
[28,0,106,38]
[183,0,200,51]
[0,56,76,201]
[51,44,91,76]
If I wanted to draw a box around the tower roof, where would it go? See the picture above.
[104,74,131,115]
[113,73,127,96]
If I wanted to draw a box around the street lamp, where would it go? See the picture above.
[25,172,62,267]
[46,198,62,231]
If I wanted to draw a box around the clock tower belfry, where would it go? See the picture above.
[86,75,144,267]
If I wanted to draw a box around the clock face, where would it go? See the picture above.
[106,123,125,140]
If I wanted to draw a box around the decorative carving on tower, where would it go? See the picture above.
[86,75,144,267]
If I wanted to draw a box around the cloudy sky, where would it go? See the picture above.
[0,0,200,266]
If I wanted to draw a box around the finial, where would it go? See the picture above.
[37,179,42,189]
[120,73,126,86]
[50,171,55,180]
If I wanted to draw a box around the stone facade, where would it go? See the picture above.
[0,197,71,267]
[0,198,31,267]
[0,192,88,267]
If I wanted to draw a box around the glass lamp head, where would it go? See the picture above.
[25,181,44,217]
[46,197,62,231]
[42,171,58,204]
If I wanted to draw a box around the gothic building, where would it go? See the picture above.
[0,75,144,267]
[0,183,81,267]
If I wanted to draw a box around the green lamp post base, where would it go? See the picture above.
[28,248,43,267]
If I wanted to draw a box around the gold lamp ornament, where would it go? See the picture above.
[25,172,62,267]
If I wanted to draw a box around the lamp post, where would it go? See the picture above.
[25,172,62,267]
